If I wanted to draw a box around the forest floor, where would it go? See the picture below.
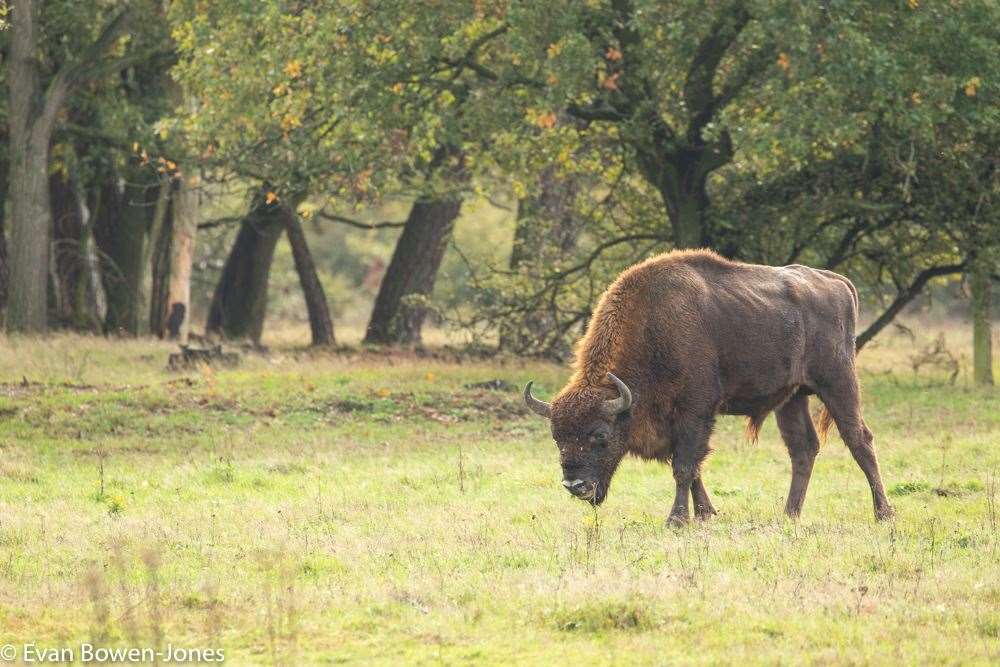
[0,324,998,665]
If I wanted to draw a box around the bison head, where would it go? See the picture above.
[524,373,633,506]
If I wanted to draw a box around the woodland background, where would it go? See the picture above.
[0,0,996,382]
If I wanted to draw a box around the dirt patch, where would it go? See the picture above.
[329,389,530,423]
[0,379,145,398]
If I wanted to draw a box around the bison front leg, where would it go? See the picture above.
[668,416,714,527]
[691,477,718,521]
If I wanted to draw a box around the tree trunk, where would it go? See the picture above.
[5,0,132,333]
[165,174,198,341]
[6,0,54,333]
[500,166,581,354]
[50,173,86,326]
[77,190,107,331]
[970,253,994,386]
[646,158,712,250]
[94,173,154,335]
[636,138,734,254]
[363,197,461,346]
[206,194,284,344]
[50,172,104,329]
[283,209,335,346]
[149,189,174,337]
[7,144,54,333]
[0,153,8,319]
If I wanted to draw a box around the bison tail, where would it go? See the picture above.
[814,405,835,444]
[744,414,765,444]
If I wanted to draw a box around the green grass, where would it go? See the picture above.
[0,330,998,665]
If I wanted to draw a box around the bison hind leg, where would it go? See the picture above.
[691,476,717,520]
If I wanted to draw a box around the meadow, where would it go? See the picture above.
[0,324,997,665]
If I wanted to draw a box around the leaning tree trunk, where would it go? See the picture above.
[164,172,197,341]
[206,193,285,344]
[363,198,461,346]
[283,209,335,346]
[970,252,994,386]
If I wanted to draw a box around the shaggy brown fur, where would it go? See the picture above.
[537,249,894,523]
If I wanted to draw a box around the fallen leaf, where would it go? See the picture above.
[536,111,557,129]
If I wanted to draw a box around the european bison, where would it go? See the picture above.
[524,249,894,524]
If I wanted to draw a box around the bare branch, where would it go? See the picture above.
[315,211,406,230]
[197,216,246,231]
[856,263,966,350]
[566,102,627,123]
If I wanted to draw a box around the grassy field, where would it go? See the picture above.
[0,325,998,665]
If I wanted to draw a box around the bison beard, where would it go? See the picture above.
[525,249,895,524]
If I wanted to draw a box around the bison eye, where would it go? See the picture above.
[590,430,608,446]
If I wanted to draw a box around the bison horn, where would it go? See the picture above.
[523,381,551,418]
[603,372,633,416]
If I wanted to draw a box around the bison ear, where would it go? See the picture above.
[602,372,633,417]
[523,381,552,418]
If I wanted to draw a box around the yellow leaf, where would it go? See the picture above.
[546,42,562,58]
[907,0,919,8]
[265,191,279,204]
[284,59,302,78]
[425,372,436,382]
[964,76,980,97]
[777,52,791,72]
[375,387,391,398]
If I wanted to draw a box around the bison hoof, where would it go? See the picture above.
[667,513,689,528]
[695,507,717,522]
[875,505,896,521]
